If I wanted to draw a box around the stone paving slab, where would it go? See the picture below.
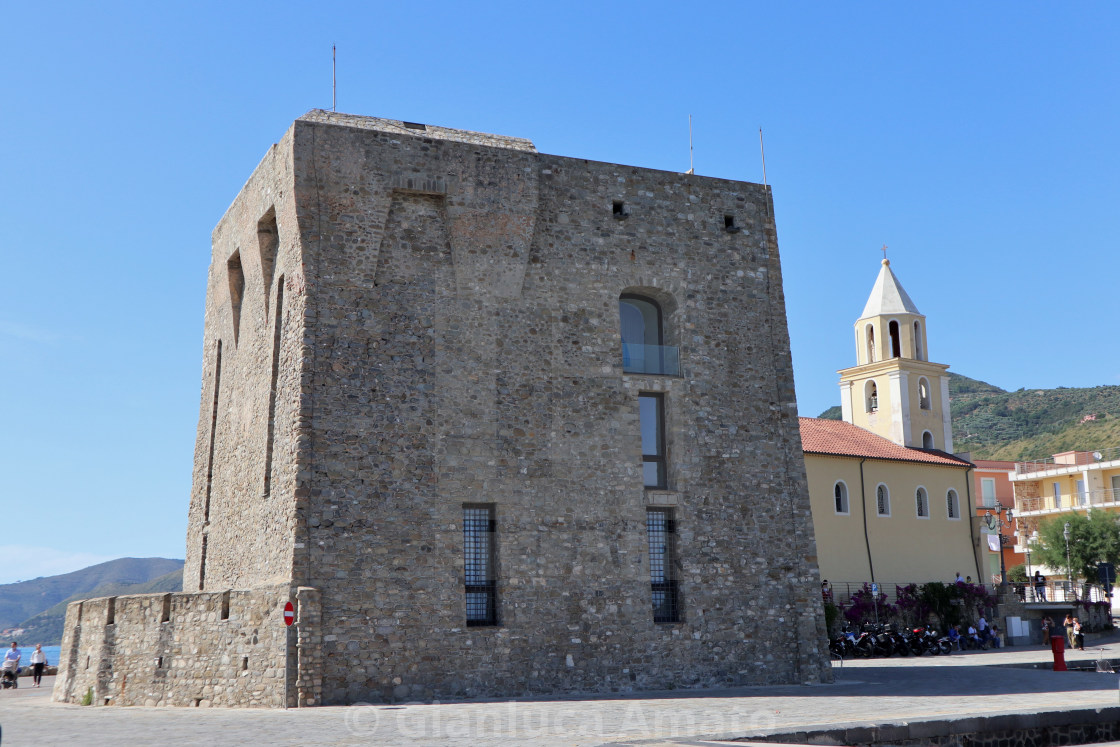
[3,639,1120,746]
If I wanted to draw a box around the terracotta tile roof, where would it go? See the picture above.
[799,417,973,467]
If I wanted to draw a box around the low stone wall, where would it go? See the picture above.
[52,585,320,708]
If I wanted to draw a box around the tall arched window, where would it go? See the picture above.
[834,482,849,514]
[888,320,901,358]
[947,489,960,519]
[922,431,934,449]
[916,487,929,518]
[876,484,890,516]
[866,381,878,413]
[866,324,877,363]
[620,294,677,375]
[913,321,923,360]
[918,378,931,410]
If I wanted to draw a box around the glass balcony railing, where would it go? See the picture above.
[622,343,680,376]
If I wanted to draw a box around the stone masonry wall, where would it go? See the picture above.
[182,129,306,592]
[288,111,829,703]
[52,585,318,708]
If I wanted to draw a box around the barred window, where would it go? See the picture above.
[877,484,890,517]
[916,487,929,518]
[463,505,498,626]
[647,508,681,623]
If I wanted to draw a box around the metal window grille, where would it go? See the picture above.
[834,482,847,513]
[647,509,681,623]
[916,488,928,517]
[877,486,889,516]
[463,505,498,626]
[947,491,958,519]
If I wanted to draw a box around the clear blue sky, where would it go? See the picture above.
[2,2,1118,584]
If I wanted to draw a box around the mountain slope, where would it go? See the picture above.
[0,557,183,631]
[13,568,185,645]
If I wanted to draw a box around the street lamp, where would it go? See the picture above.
[1025,530,1039,601]
[1063,521,1073,601]
[984,501,1013,591]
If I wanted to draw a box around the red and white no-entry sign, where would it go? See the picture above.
[283,601,295,626]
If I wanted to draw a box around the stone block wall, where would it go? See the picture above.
[52,585,317,708]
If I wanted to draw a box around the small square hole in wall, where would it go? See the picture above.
[724,215,741,233]
[156,657,163,669]
[613,200,628,219]
[402,121,427,130]
[242,656,249,671]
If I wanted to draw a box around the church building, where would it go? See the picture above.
[801,259,980,586]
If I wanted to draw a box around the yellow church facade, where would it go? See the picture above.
[804,259,983,586]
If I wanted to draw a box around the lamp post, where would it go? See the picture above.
[1025,530,1039,601]
[984,501,1013,591]
[1063,521,1073,601]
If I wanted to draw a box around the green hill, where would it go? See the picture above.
[12,567,184,646]
[815,373,1120,460]
[0,557,183,632]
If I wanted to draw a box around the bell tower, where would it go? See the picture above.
[838,258,953,452]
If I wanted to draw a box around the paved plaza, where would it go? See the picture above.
[4,639,1120,746]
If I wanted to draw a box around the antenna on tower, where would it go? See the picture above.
[686,115,694,174]
[759,127,767,186]
[332,44,337,112]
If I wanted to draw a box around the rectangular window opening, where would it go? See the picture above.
[612,200,628,219]
[156,656,163,669]
[402,121,427,130]
[257,208,279,310]
[463,505,498,626]
[639,393,667,489]
[242,656,249,671]
[724,214,740,232]
[647,508,682,623]
[161,594,171,623]
[106,597,116,626]
[220,590,230,621]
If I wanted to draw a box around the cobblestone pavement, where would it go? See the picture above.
[4,640,1120,746]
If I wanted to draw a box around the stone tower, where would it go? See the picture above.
[838,259,953,451]
[55,110,830,708]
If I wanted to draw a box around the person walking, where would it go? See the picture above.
[1041,615,1052,646]
[1064,613,1076,647]
[1072,618,1085,650]
[3,642,20,688]
[30,644,47,687]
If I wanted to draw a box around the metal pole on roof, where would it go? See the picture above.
[759,127,767,186]
[332,44,337,111]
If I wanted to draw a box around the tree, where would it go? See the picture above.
[1033,512,1120,583]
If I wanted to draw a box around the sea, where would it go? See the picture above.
[8,644,61,667]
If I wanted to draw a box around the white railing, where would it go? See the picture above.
[1016,446,1120,475]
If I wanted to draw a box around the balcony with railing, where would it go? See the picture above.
[622,343,680,376]
[1016,488,1120,515]
[1015,446,1120,475]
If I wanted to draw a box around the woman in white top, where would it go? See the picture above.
[30,644,47,687]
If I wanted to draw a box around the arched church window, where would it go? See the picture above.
[876,484,890,516]
[866,381,878,413]
[888,320,901,358]
[916,487,929,518]
[922,431,934,449]
[947,489,960,519]
[918,378,931,410]
[834,482,849,514]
